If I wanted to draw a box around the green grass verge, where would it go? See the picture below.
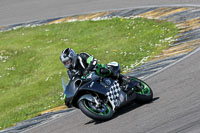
[0,17,178,129]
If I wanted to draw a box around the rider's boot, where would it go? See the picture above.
[110,72,131,91]
[121,76,143,92]
[120,75,131,91]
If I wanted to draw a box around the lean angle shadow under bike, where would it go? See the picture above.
[62,62,153,121]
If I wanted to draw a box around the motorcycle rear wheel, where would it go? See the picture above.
[131,77,153,104]
[78,96,114,121]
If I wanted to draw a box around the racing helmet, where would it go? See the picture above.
[60,48,77,69]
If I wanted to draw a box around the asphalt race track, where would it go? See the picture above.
[1,0,200,133]
[1,0,200,26]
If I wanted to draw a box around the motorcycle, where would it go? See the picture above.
[62,62,153,121]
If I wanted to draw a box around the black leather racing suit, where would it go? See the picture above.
[67,52,97,80]
[67,52,125,85]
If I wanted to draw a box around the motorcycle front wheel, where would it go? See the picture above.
[78,95,114,121]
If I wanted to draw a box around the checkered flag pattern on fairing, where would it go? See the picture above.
[106,80,121,110]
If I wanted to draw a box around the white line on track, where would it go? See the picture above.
[144,47,200,80]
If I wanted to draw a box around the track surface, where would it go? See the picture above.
[1,0,200,26]
[25,48,200,133]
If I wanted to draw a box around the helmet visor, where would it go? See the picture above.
[63,58,71,68]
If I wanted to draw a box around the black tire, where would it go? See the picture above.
[78,98,114,121]
[130,77,153,104]
[135,87,153,104]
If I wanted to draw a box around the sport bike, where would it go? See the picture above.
[62,62,153,121]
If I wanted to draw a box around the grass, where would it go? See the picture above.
[0,17,178,129]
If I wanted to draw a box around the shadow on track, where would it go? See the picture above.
[84,97,159,125]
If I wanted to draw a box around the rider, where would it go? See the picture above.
[60,48,130,90]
